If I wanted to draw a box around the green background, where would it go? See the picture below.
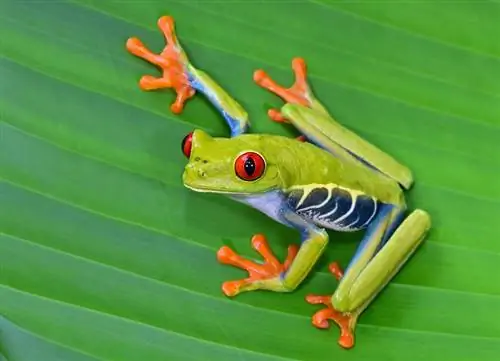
[1,1,500,360]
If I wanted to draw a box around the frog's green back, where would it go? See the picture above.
[186,131,395,204]
[183,129,402,205]
[246,134,402,205]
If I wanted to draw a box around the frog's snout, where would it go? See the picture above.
[183,163,206,179]
[182,159,212,188]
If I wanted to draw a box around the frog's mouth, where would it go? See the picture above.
[182,168,279,195]
[183,183,250,195]
[181,170,247,195]
[183,181,277,196]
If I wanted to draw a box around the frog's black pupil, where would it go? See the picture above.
[244,157,255,175]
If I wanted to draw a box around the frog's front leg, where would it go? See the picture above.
[217,209,329,296]
[306,204,431,349]
[126,16,249,137]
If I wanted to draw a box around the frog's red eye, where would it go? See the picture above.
[181,132,193,158]
[234,152,266,181]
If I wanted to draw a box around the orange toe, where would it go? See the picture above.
[253,57,312,108]
[216,234,298,296]
[306,293,356,349]
[125,15,196,114]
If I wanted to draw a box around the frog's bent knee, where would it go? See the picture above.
[330,293,351,313]
[410,209,432,230]
[281,278,299,292]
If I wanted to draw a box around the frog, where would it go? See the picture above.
[126,15,431,349]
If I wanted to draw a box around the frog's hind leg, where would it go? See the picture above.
[253,58,319,143]
[254,58,413,189]
[254,58,330,122]
[126,16,249,136]
[306,204,431,348]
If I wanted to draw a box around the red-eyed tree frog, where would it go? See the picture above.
[126,16,431,349]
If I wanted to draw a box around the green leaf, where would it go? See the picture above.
[1,1,500,360]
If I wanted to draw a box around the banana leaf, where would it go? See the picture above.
[1,1,500,360]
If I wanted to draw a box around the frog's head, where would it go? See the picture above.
[181,129,286,195]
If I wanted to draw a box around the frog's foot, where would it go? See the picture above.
[126,16,195,114]
[327,261,344,280]
[253,57,313,123]
[216,234,299,297]
[305,262,357,349]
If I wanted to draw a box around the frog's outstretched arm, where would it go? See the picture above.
[217,206,329,296]
[254,60,413,189]
[306,204,431,348]
[126,16,249,136]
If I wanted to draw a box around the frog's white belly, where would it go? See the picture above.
[229,191,290,227]
[229,185,381,233]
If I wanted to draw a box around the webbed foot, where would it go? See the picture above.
[305,262,357,349]
[217,234,299,296]
[253,58,315,123]
[126,16,195,114]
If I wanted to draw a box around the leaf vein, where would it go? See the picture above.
[309,0,500,60]
[69,0,500,130]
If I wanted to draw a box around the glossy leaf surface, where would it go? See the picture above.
[1,1,500,360]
